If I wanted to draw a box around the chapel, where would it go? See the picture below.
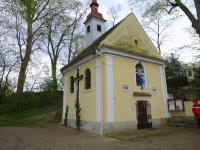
[61,0,169,134]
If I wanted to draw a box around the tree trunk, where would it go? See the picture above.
[17,22,33,93]
[51,61,58,92]
[17,59,29,93]
[175,0,200,37]
[194,0,200,20]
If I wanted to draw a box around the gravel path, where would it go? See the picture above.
[0,126,200,150]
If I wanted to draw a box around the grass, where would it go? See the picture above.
[0,106,61,128]
[0,92,63,128]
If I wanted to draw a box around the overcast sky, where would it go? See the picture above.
[80,0,199,63]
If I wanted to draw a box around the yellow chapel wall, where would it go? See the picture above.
[65,58,97,122]
[111,55,167,122]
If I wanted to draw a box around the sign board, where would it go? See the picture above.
[121,84,130,92]
[168,100,176,111]
[168,99,184,112]
[176,100,184,111]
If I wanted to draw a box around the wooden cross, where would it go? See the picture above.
[74,68,83,130]
[74,68,83,107]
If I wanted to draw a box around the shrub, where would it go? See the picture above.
[191,78,200,87]
[167,76,189,89]
[0,91,63,114]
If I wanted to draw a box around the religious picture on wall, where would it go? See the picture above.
[168,99,184,112]
[136,71,145,86]
[136,63,145,87]
[176,100,184,111]
[168,100,176,111]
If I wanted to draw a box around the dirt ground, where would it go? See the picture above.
[0,125,200,150]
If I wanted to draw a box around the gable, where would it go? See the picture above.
[100,13,162,59]
[61,13,163,73]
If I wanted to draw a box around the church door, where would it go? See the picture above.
[136,101,152,129]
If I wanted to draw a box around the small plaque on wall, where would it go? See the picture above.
[121,84,130,92]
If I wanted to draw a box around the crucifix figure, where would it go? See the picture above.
[74,68,83,130]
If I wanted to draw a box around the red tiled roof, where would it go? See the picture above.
[84,0,106,24]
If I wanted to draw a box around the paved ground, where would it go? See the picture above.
[0,125,200,150]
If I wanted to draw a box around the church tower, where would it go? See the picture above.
[84,0,106,47]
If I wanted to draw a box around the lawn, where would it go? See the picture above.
[0,106,61,127]
[0,91,63,127]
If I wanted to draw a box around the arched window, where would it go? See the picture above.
[136,62,145,87]
[70,76,74,93]
[85,68,91,89]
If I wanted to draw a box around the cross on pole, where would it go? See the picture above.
[74,68,83,130]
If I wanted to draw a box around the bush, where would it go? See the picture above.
[191,78,200,87]
[0,91,63,114]
[167,76,189,89]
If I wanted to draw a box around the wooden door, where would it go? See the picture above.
[137,101,152,129]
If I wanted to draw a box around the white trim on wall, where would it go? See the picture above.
[160,65,170,118]
[142,63,148,88]
[102,47,165,66]
[62,75,68,123]
[106,55,115,122]
[96,56,102,122]
[62,47,165,74]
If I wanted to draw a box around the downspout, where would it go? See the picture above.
[96,46,104,135]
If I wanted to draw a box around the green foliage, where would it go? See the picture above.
[0,91,62,114]
[0,107,56,127]
[165,53,185,78]
[167,76,189,89]
[165,53,188,89]
[191,78,200,87]
[191,61,200,79]
[40,78,55,92]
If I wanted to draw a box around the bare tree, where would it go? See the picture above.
[69,32,85,61]
[0,0,59,93]
[42,0,85,92]
[179,28,200,51]
[0,48,19,96]
[129,0,200,38]
[142,8,175,53]
[108,4,122,27]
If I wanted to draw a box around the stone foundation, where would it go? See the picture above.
[65,118,167,134]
